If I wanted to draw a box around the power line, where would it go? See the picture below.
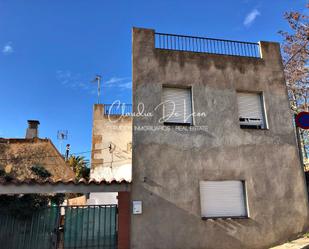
[0,147,110,161]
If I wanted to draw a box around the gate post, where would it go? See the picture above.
[118,191,130,249]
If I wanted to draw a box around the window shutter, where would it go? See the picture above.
[200,180,247,218]
[162,87,192,124]
[237,92,265,128]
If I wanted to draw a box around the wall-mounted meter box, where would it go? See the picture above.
[132,201,142,214]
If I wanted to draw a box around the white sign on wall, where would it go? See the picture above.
[132,201,142,214]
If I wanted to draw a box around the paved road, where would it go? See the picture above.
[270,237,309,249]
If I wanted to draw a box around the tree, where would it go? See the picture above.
[68,155,90,180]
[0,193,65,218]
[279,4,309,163]
[279,5,308,113]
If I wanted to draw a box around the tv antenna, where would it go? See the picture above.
[92,75,102,104]
[57,130,68,155]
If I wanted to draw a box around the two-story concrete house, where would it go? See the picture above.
[130,28,309,249]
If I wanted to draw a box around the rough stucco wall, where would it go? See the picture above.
[131,28,309,249]
[90,104,132,182]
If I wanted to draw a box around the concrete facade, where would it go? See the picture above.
[131,28,309,249]
[91,104,132,182]
[90,104,132,204]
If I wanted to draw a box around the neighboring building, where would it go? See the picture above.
[131,28,309,249]
[0,120,75,183]
[89,104,132,204]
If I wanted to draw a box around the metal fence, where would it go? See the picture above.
[0,207,60,249]
[0,205,118,249]
[104,104,132,116]
[64,205,117,249]
[155,32,261,58]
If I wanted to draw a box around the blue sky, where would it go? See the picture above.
[0,0,307,158]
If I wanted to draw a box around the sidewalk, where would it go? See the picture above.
[270,237,309,249]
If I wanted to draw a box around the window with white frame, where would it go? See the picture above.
[237,92,266,129]
[162,87,193,125]
[200,180,247,218]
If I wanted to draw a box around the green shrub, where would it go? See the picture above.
[31,165,51,178]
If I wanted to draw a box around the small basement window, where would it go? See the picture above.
[237,92,266,129]
[200,180,248,219]
[162,87,193,125]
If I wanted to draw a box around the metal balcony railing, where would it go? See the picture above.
[155,32,261,58]
[104,104,132,116]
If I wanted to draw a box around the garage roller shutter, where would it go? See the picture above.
[162,87,192,124]
[237,92,265,128]
[200,180,247,218]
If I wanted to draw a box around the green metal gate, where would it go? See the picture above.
[0,205,118,249]
[63,205,118,249]
[0,207,60,249]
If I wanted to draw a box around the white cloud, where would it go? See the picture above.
[243,9,260,27]
[119,81,132,89]
[105,76,132,90]
[56,71,132,94]
[105,77,130,85]
[2,42,13,54]
[56,70,90,91]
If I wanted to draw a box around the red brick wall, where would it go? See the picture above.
[118,192,130,249]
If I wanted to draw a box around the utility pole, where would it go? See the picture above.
[92,75,102,104]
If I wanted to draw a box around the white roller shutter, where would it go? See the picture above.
[200,180,247,218]
[237,92,265,128]
[162,87,192,124]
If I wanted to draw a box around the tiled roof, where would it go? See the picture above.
[0,178,131,185]
[0,137,131,186]
[0,138,131,186]
[0,137,75,183]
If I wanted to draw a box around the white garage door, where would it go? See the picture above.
[200,180,247,218]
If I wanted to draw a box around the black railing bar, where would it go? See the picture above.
[244,43,248,56]
[155,47,261,58]
[237,42,240,56]
[155,32,259,45]
[174,35,176,49]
